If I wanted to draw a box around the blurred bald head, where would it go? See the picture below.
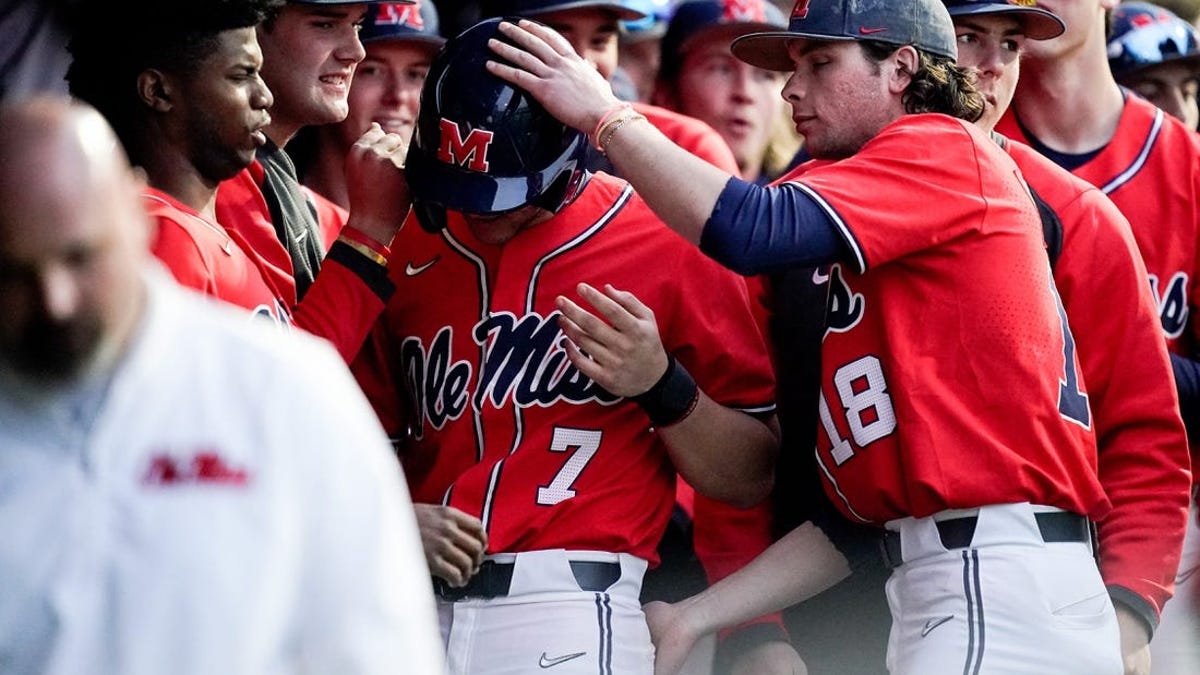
[0,97,150,385]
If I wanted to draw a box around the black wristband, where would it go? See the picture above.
[631,354,700,427]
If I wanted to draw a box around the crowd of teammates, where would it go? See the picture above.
[3,0,1200,674]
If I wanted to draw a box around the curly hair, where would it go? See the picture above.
[65,0,284,160]
[860,40,985,123]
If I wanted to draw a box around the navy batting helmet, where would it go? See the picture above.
[406,17,590,233]
[1108,2,1200,79]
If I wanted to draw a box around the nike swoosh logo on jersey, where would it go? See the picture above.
[859,26,888,34]
[405,256,439,276]
[812,267,830,285]
[921,615,954,637]
[539,651,586,668]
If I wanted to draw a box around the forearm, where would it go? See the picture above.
[674,522,852,636]
[659,405,779,508]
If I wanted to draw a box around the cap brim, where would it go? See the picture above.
[947,6,1065,41]
[525,1,648,21]
[679,22,790,59]
[362,34,446,49]
[1115,51,1200,79]
[731,31,855,72]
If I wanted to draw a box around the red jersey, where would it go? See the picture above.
[143,188,290,323]
[782,114,1105,524]
[354,173,775,562]
[1003,138,1191,619]
[997,95,1200,357]
[215,161,391,362]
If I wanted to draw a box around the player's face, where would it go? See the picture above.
[0,129,148,383]
[461,206,554,246]
[335,41,433,149]
[1120,62,1200,130]
[673,37,786,180]
[256,3,369,139]
[953,15,1026,132]
[537,8,621,81]
[175,27,274,182]
[619,37,661,102]
[781,39,899,159]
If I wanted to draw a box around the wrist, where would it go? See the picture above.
[631,354,700,427]
[344,213,405,250]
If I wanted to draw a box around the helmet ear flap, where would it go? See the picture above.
[531,158,588,215]
[413,200,448,233]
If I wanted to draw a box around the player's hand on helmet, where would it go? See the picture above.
[556,282,669,398]
[486,19,623,136]
[413,503,487,587]
[344,123,411,248]
[643,600,701,675]
[729,640,808,675]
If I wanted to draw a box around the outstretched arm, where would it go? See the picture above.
[487,19,732,244]
[646,522,851,675]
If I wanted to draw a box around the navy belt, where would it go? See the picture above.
[434,559,622,601]
[881,511,1092,568]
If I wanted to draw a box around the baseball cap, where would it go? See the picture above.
[942,1,1064,41]
[660,0,788,80]
[1108,2,1200,78]
[731,0,959,72]
[480,0,649,21]
[360,1,444,47]
[621,0,675,41]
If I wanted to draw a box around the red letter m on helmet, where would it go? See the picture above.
[438,118,494,172]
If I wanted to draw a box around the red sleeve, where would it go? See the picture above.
[1053,182,1192,622]
[290,248,391,363]
[217,165,393,363]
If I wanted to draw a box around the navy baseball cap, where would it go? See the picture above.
[360,1,444,47]
[481,0,648,21]
[660,0,788,80]
[732,0,959,72]
[943,1,1064,41]
[1108,2,1200,78]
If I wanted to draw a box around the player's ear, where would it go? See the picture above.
[888,45,919,94]
[136,69,174,113]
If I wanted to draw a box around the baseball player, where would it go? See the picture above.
[753,2,1194,673]
[213,0,417,361]
[296,0,445,209]
[66,0,414,364]
[997,1,1200,672]
[490,0,1127,671]
[477,7,788,674]
[0,96,445,675]
[1108,2,1200,130]
[352,18,780,675]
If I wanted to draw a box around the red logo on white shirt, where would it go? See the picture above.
[142,451,251,486]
